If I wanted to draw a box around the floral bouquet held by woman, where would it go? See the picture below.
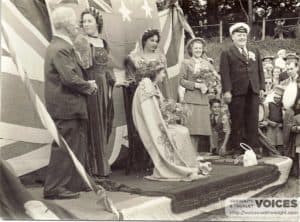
[160,99,212,175]
[160,99,190,125]
[195,65,220,95]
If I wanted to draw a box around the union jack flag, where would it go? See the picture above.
[1,0,193,178]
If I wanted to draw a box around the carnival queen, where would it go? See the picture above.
[132,60,212,181]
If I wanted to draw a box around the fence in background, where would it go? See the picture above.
[191,17,300,43]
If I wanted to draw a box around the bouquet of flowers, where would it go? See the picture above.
[160,99,189,125]
[195,68,220,93]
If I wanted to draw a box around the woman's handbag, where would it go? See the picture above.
[240,143,258,167]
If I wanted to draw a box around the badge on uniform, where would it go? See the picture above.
[248,51,256,61]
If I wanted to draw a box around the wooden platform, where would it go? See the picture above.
[27,156,292,220]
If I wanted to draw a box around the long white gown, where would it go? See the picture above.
[132,78,210,181]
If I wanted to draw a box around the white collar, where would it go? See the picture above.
[54,34,73,46]
[235,45,247,52]
[192,57,204,63]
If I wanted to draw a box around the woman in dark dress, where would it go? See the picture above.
[75,8,115,177]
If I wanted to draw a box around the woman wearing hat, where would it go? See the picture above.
[179,38,219,152]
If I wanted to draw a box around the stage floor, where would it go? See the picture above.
[27,156,293,220]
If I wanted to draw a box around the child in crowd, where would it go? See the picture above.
[265,86,285,153]
[263,63,274,79]
[209,99,231,156]
[265,77,273,93]
[262,55,274,66]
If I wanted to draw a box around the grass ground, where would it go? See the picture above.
[204,37,300,71]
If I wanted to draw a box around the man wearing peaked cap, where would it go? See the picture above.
[262,55,274,64]
[229,22,250,36]
[219,22,265,158]
[285,53,300,64]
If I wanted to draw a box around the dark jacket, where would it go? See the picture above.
[219,45,265,96]
[44,37,93,120]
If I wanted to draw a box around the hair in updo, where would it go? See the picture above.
[141,29,160,49]
[80,7,103,33]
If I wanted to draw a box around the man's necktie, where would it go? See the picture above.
[241,47,248,59]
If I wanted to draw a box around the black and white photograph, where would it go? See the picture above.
[1,0,299,221]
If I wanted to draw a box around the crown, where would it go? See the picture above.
[143,28,159,36]
[88,7,103,19]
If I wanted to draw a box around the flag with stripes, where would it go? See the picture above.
[1,0,192,177]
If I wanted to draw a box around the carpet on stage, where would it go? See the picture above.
[98,163,280,213]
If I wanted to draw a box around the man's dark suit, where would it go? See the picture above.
[44,37,93,196]
[220,45,265,152]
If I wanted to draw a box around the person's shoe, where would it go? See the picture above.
[82,187,92,192]
[211,148,218,155]
[254,148,263,159]
[232,153,243,159]
[255,153,263,159]
[221,149,234,157]
[44,190,80,200]
[232,150,244,159]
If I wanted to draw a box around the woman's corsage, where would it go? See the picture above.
[248,51,256,61]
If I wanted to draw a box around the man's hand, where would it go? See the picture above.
[223,91,232,104]
[88,80,98,95]
[219,145,226,156]
[259,90,265,99]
